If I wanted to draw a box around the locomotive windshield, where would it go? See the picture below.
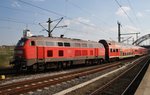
[17,38,27,46]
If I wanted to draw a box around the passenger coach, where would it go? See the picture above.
[99,39,147,62]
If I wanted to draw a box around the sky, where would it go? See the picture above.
[0,0,150,45]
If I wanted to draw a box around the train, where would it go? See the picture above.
[10,33,148,71]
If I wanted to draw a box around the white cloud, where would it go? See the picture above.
[77,17,90,23]
[124,25,140,33]
[57,17,121,42]
[145,9,150,12]
[63,19,71,26]
[137,12,143,17]
[62,17,93,26]
[11,1,21,7]
[116,6,131,17]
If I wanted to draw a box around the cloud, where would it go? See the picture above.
[124,25,140,33]
[145,9,150,12]
[11,1,21,7]
[77,17,90,23]
[62,17,93,26]
[116,6,131,17]
[61,17,114,41]
[136,12,143,17]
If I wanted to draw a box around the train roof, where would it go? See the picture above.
[23,36,99,44]
[99,39,145,49]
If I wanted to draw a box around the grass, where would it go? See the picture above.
[0,47,14,68]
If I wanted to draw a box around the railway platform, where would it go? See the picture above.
[135,64,150,95]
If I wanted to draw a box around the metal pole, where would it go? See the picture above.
[47,18,52,37]
[117,21,121,42]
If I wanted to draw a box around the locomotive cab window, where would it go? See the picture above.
[30,41,35,46]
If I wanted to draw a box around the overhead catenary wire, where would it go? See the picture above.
[67,1,113,28]
[126,0,143,31]
[17,0,107,33]
[18,0,65,17]
[0,18,37,25]
[114,0,135,25]
[0,5,47,26]
[114,0,141,41]
[0,5,47,16]
[127,0,139,23]
[0,0,104,33]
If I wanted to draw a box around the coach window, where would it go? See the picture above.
[47,50,53,57]
[113,49,116,52]
[58,42,63,46]
[116,49,118,52]
[110,49,113,52]
[30,41,35,46]
[64,42,70,47]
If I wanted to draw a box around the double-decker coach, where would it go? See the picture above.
[99,39,147,62]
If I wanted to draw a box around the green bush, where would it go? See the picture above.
[0,47,14,68]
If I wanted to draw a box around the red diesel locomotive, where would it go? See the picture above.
[10,36,147,71]
[11,36,105,70]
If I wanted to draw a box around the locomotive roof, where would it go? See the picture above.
[24,36,98,44]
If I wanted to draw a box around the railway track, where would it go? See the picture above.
[0,59,132,95]
[89,55,149,95]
